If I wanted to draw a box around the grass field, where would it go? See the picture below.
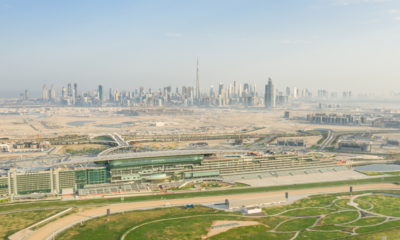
[126,215,244,240]
[63,144,108,156]
[0,209,63,239]
[276,217,318,231]
[92,136,114,141]
[348,227,400,239]
[345,217,386,227]
[54,191,400,240]
[210,226,294,240]
[57,206,237,240]
[355,194,400,217]
[319,210,359,225]
[361,171,400,176]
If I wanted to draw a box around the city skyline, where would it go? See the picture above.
[10,77,360,109]
[1,0,400,95]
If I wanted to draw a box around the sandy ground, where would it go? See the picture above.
[0,107,383,139]
[234,170,369,187]
[0,151,50,160]
[134,139,245,150]
[206,220,260,238]
[25,183,400,240]
[374,133,400,140]
[272,135,322,146]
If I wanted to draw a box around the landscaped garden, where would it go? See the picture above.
[53,191,400,240]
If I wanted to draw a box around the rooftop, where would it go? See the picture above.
[54,149,248,166]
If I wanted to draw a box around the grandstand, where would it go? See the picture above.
[0,150,344,198]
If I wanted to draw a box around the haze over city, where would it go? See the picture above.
[1,0,400,96]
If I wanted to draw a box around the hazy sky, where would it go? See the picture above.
[1,0,400,96]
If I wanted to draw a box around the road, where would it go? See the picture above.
[111,133,129,147]
[320,130,334,150]
[24,183,400,240]
[97,133,129,156]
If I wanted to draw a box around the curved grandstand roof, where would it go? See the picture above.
[54,149,247,166]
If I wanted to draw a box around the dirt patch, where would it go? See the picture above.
[205,220,260,238]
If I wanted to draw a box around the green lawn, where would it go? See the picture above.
[276,217,318,232]
[57,207,237,240]
[65,146,107,156]
[92,136,114,141]
[361,171,400,176]
[297,230,350,240]
[354,199,373,210]
[254,216,289,230]
[281,207,333,217]
[126,215,295,240]
[0,209,63,239]
[345,217,386,227]
[54,191,400,240]
[311,225,351,231]
[335,199,356,210]
[210,226,294,240]
[126,215,244,240]
[355,220,400,234]
[355,195,400,217]
[320,211,359,225]
[58,206,290,240]
[347,227,400,239]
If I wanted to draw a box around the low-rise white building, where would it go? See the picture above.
[242,207,262,215]
[0,144,10,152]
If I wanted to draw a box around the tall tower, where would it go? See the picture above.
[73,83,78,104]
[67,83,72,97]
[196,58,200,101]
[42,85,49,101]
[264,77,276,108]
[98,85,103,102]
[73,83,78,97]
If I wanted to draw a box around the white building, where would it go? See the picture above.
[0,144,10,152]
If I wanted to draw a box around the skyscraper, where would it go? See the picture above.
[73,83,78,102]
[98,85,103,102]
[286,87,291,97]
[195,58,200,101]
[67,83,72,97]
[42,85,49,101]
[49,86,56,101]
[24,89,29,100]
[264,78,276,108]
[109,88,113,102]
[62,87,67,100]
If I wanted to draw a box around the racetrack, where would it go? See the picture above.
[24,183,400,240]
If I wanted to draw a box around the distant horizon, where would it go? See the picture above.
[1,80,399,99]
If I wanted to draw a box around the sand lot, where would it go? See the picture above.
[0,107,381,139]
[206,220,260,238]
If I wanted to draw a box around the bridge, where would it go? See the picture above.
[110,133,129,147]
[97,133,129,156]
